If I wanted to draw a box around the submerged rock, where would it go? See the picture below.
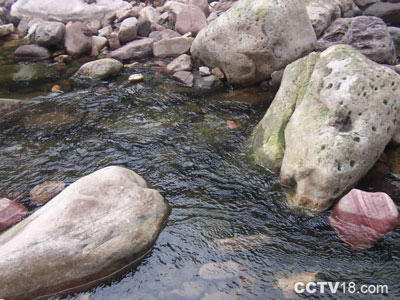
[199,261,245,280]
[0,166,170,299]
[190,0,316,86]
[0,198,27,231]
[166,53,192,73]
[0,98,36,117]
[14,44,51,61]
[251,45,400,212]
[317,16,396,64]
[76,58,123,79]
[30,181,65,204]
[329,189,399,250]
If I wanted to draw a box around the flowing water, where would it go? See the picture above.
[0,49,399,300]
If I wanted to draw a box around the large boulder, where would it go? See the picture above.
[363,1,400,26]
[317,16,396,64]
[118,17,139,43]
[190,0,316,86]
[34,21,65,47]
[64,22,92,56]
[0,166,170,299]
[175,4,207,35]
[250,45,400,212]
[329,189,399,250]
[76,58,123,79]
[11,0,130,25]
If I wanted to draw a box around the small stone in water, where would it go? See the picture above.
[329,189,399,251]
[199,66,210,76]
[30,181,65,204]
[276,272,318,297]
[128,74,144,83]
[199,260,245,280]
[0,198,27,231]
[124,62,139,68]
[51,85,62,92]
[213,234,270,251]
[226,120,241,129]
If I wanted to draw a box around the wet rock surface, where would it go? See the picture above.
[0,197,27,231]
[29,180,65,204]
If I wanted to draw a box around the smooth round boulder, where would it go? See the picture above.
[190,0,317,87]
[251,45,400,212]
[34,21,65,47]
[118,17,139,43]
[64,22,92,56]
[76,58,123,79]
[14,44,51,61]
[0,166,170,299]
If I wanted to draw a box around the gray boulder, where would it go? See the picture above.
[76,58,123,79]
[251,45,400,212]
[190,0,316,86]
[34,21,65,47]
[64,22,92,56]
[14,44,51,61]
[0,166,170,299]
[153,36,193,58]
[108,38,154,60]
[317,16,396,64]
[11,0,130,25]
[363,1,400,26]
[0,23,14,37]
[118,17,139,44]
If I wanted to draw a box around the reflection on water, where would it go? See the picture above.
[0,66,399,300]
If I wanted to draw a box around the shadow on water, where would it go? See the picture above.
[0,64,399,300]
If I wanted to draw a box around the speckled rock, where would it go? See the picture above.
[0,166,170,299]
[191,0,316,86]
[251,45,400,212]
[76,58,123,79]
[317,16,396,64]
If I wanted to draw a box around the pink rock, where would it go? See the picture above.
[175,5,207,35]
[0,198,27,231]
[172,71,193,87]
[64,22,92,56]
[329,189,399,250]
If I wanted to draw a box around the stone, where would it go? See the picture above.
[116,6,141,22]
[139,6,161,24]
[153,36,193,57]
[64,22,92,56]
[91,35,107,55]
[137,19,152,37]
[149,28,181,41]
[199,261,245,280]
[212,234,270,252]
[199,66,210,76]
[211,67,224,79]
[172,70,193,86]
[354,0,378,8]
[108,38,154,60]
[14,44,51,61]
[0,198,27,231]
[118,17,139,43]
[98,25,113,37]
[276,272,318,297]
[191,0,316,87]
[108,31,121,50]
[188,0,209,16]
[329,189,399,250]
[30,181,65,204]
[250,45,400,212]
[166,53,192,72]
[51,85,62,92]
[85,19,101,34]
[34,21,65,47]
[193,74,223,90]
[128,73,144,82]
[317,16,396,64]
[11,0,130,25]
[389,26,400,56]
[0,23,14,37]
[54,54,71,64]
[76,58,123,79]
[270,69,284,88]
[0,98,37,117]
[175,4,207,35]
[0,166,170,299]
[363,1,400,26]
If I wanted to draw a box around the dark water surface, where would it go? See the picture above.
[0,62,399,300]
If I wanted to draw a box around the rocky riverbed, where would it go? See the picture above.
[0,0,399,299]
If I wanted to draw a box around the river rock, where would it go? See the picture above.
[11,0,130,25]
[190,0,316,86]
[199,261,245,280]
[0,98,36,117]
[0,23,14,37]
[108,31,121,50]
[329,189,399,250]
[118,17,139,43]
[389,26,400,55]
[317,16,396,64]
[0,198,27,231]
[91,35,107,55]
[108,37,154,60]
[64,22,92,56]
[34,21,65,47]
[30,181,65,204]
[172,70,193,86]
[149,28,181,41]
[166,53,192,72]
[139,6,161,24]
[0,166,170,299]
[251,45,400,212]
[363,1,400,26]
[175,4,207,35]
[193,74,224,90]
[76,58,123,79]
[14,44,51,61]
[153,36,193,57]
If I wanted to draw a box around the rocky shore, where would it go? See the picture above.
[0,0,400,298]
